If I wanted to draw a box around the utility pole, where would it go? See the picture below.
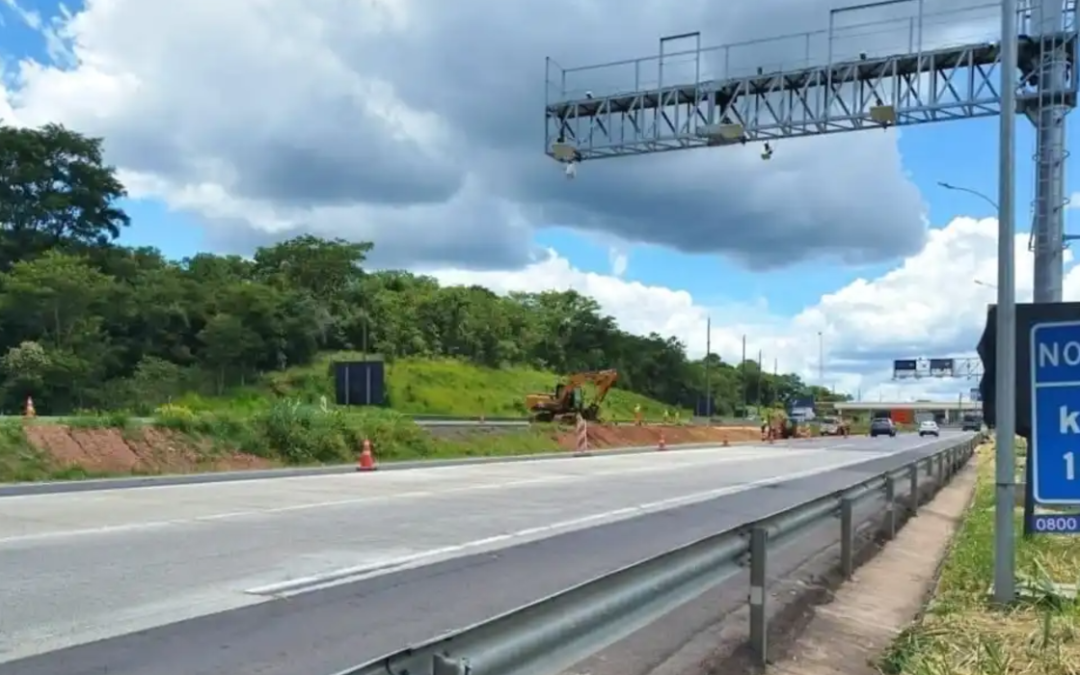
[757,349,763,409]
[773,357,778,406]
[705,317,712,417]
[817,331,824,389]
[741,334,747,416]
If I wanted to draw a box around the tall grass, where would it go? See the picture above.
[879,444,1080,675]
[152,400,562,465]
[180,353,690,420]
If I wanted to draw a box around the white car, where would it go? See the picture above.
[918,420,940,437]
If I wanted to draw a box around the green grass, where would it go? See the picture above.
[153,401,565,464]
[0,401,568,484]
[175,353,691,420]
[879,443,1080,675]
[0,353,704,483]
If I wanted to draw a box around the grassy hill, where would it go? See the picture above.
[173,353,690,420]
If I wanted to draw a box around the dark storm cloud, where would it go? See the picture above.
[329,0,969,267]
[65,0,999,268]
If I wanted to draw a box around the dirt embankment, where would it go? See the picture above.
[23,425,274,475]
[15,423,765,479]
[553,424,762,451]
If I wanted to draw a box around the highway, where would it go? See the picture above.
[0,433,966,675]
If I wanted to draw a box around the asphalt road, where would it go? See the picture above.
[0,432,967,675]
[0,440,726,497]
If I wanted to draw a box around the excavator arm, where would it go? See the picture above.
[527,369,619,423]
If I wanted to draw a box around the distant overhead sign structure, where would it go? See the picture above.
[893,356,983,380]
[1029,320,1080,510]
[892,359,918,379]
[929,358,955,377]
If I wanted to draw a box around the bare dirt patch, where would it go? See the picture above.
[553,424,763,451]
[22,424,275,475]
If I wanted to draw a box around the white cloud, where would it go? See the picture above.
[0,0,973,270]
[608,248,628,278]
[431,216,1080,402]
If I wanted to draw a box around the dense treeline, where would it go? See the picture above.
[0,122,850,416]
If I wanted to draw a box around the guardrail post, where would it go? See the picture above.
[885,475,896,539]
[925,456,933,478]
[936,453,944,486]
[840,498,854,579]
[749,526,768,664]
[908,464,919,511]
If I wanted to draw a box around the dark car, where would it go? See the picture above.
[961,415,982,432]
[870,417,897,438]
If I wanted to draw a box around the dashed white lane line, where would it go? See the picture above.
[244,450,894,598]
[0,448,828,545]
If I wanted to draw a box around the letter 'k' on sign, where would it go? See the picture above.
[1063,405,1080,434]
[1030,321,1080,505]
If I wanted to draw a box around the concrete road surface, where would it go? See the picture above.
[0,433,964,674]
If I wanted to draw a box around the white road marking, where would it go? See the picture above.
[244,449,894,597]
[0,447,825,545]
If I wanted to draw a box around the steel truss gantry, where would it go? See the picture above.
[544,0,1080,301]
[892,356,985,379]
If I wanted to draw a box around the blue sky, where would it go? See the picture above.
[2,0,1074,319]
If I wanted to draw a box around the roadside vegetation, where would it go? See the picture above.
[880,443,1080,675]
[0,123,845,421]
[0,403,566,482]
[173,354,692,421]
[0,121,852,483]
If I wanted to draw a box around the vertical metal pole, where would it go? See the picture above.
[1031,0,1069,303]
[818,331,824,388]
[741,335,748,416]
[840,499,854,579]
[749,527,768,664]
[885,476,897,539]
[994,0,1018,605]
[909,464,920,511]
[344,364,351,406]
[365,365,372,405]
[757,349,763,409]
[705,317,711,418]
[544,57,551,154]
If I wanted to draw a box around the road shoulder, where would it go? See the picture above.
[767,447,978,674]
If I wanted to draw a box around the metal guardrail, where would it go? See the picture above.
[336,435,982,675]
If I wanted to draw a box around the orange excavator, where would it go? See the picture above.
[526,369,618,424]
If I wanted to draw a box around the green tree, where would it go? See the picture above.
[0,122,130,268]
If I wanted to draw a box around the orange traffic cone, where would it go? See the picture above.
[658,430,667,451]
[24,396,35,418]
[357,439,376,472]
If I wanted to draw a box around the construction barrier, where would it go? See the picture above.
[574,414,589,456]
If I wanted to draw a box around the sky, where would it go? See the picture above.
[1,0,1079,403]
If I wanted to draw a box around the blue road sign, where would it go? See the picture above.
[1030,320,1080,505]
[1032,512,1080,534]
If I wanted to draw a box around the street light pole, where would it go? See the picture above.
[818,331,824,389]
[994,0,1018,605]
[938,181,1000,211]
